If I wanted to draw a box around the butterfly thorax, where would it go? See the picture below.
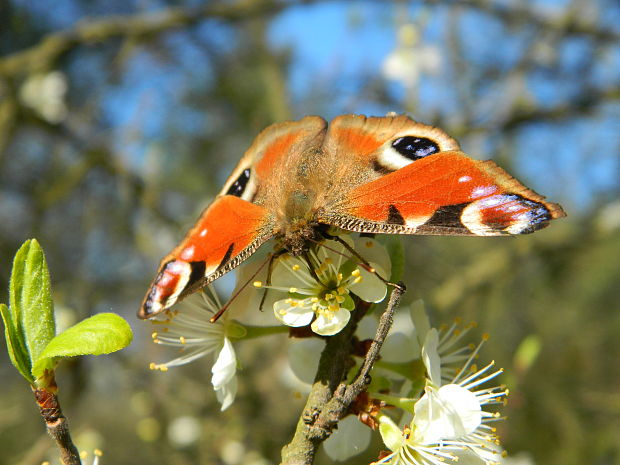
[271,152,333,255]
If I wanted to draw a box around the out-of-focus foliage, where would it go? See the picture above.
[0,1,618,464]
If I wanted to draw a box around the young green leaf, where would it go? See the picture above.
[1,303,34,382]
[9,239,55,365]
[32,313,133,379]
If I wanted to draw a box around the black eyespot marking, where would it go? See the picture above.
[392,136,440,160]
[226,169,251,197]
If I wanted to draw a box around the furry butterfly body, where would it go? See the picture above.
[140,114,565,318]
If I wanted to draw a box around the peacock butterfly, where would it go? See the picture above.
[139,114,565,318]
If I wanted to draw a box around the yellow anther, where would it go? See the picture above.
[454,329,461,336]
[482,333,490,341]
[324,258,333,265]
[336,295,345,303]
[311,297,319,303]
[95,450,103,457]
[454,317,462,324]
[354,276,362,284]
[325,293,333,300]
[328,303,339,312]
[279,309,287,315]
[80,451,88,459]
[159,365,168,372]
[289,287,298,293]
[337,273,343,281]
[351,269,361,277]
[292,264,301,271]
[151,332,158,339]
[312,303,319,311]
[253,281,263,288]
[179,336,186,344]
[289,300,298,307]
[337,286,346,294]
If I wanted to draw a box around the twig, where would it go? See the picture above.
[280,284,405,465]
[33,388,82,465]
[0,0,305,77]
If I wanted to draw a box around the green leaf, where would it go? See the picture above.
[382,236,405,282]
[1,303,33,382]
[9,239,55,366]
[32,313,133,379]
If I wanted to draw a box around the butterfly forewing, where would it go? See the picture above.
[318,116,565,236]
[140,117,328,318]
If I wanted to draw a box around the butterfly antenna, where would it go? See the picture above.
[209,254,272,323]
[324,234,404,291]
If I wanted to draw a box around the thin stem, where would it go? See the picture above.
[33,388,81,465]
[280,283,405,465]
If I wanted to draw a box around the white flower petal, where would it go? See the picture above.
[288,338,325,385]
[422,329,442,387]
[211,338,238,411]
[378,415,405,452]
[273,299,315,327]
[271,255,315,289]
[215,375,238,411]
[353,237,392,277]
[211,338,237,387]
[409,299,431,348]
[413,384,482,443]
[311,307,350,336]
[349,265,388,303]
[323,415,371,461]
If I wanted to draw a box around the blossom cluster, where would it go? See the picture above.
[146,234,509,464]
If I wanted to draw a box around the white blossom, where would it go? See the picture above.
[256,236,389,336]
[149,288,244,410]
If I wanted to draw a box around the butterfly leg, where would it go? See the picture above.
[209,254,273,323]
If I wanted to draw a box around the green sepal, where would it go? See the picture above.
[32,313,133,380]
[9,239,55,367]
[382,236,405,282]
[1,303,33,382]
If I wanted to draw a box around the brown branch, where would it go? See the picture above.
[0,0,308,77]
[33,388,81,465]
[280,284,405,465]
[425,0,620,43]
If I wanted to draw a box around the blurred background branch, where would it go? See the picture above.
[1,0,619,464]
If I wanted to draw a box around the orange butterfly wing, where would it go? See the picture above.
[319,115,565,236]
[140,116,327,318]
